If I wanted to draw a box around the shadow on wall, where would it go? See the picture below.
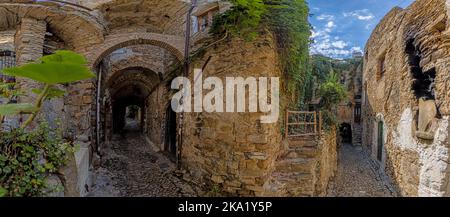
[362,82,401,195]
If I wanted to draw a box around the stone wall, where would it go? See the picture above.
[314,128,338,196]
[181,33,283,196]
[363,0,450,196]
[0,30,14,51]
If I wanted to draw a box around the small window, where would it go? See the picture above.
[197,14,209,32]
[192,16,199,34]
[196,7,220,33]
[377,54,386,80]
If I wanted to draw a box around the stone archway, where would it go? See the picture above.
[84,32,185,69]
[101,66,160,140]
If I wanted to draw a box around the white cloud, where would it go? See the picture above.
[326,21,335,28]
[317,14,335,21]
[332,40,348,49]
[351,47,363,53]
[343,9,374,21]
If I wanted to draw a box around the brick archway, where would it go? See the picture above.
[85,32,185,69]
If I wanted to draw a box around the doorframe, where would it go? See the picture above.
[373,113,387,169]
[164,104,178,159]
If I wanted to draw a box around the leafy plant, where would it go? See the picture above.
[0,50,94,197]
[210,0,311,107]
[0,122,77,197]
[317,72,348,128]
[210,0,267,40]
[0,50,95,128]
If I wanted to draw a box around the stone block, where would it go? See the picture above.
[247,134,268,144]
[244,152,268,160]
[211,175,224,184]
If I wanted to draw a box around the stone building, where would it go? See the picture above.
[0,0,337,197]
[363,0,450,196]
[335,55,363,145]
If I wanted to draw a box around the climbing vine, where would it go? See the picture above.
[210,0,311,108]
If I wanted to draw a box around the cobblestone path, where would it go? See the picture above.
[88,128,196,197]
[327,143,396,197]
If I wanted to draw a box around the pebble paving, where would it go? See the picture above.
[327,143,396,197]
[88,122,196,197]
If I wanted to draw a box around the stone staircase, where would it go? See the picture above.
[352,123,362,145]
[263,136,320,197]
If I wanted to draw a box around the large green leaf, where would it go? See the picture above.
[32,87,66,99]
[2,63,95,84]
[0,103,39,116]
[0,187,7,197]
[40,50,88,65]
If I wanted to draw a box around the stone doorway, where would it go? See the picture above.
[164,105,177,159]
[377,121,384,162]
[339,123,353,144]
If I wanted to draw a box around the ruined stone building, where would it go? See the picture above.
[363,0,450,196]
[0,0,337,197]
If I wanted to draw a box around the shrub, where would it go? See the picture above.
[317,72,347,127]
[0,123,76,196]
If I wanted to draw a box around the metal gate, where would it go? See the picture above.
[285,110,322,138]
[0,50,16,82]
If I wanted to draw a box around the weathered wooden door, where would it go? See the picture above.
[377,121,383,161]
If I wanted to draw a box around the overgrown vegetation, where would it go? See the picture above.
[0,123,76,197]
[210,0,311,107]
[317,72,347,128]
[0,50,95,197]
[308,54,362,128]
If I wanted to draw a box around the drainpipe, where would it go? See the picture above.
[96,63,103,155]
[178,0,197,169]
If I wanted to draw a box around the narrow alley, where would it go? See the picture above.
[88,120,196,197]
[327,143,396,197]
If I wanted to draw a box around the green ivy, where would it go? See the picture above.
[0,122,76,197]
[210,0,267,40]
[210,0,311,107]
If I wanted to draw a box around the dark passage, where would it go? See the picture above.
[339,123,352,144]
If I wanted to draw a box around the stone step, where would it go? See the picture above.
[275,158,316,174]
[271,172,315,196]
[271,172,313,183]
[287,139,318,149]
[263,172,315,196]
[283,147,319,159]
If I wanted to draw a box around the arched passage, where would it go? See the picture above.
[95,43,183,155]
[88,38,186,196]
[104,67,159,136]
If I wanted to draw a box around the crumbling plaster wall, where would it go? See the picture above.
[363,0,450,196]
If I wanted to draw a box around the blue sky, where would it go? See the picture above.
[309,0,414,59]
